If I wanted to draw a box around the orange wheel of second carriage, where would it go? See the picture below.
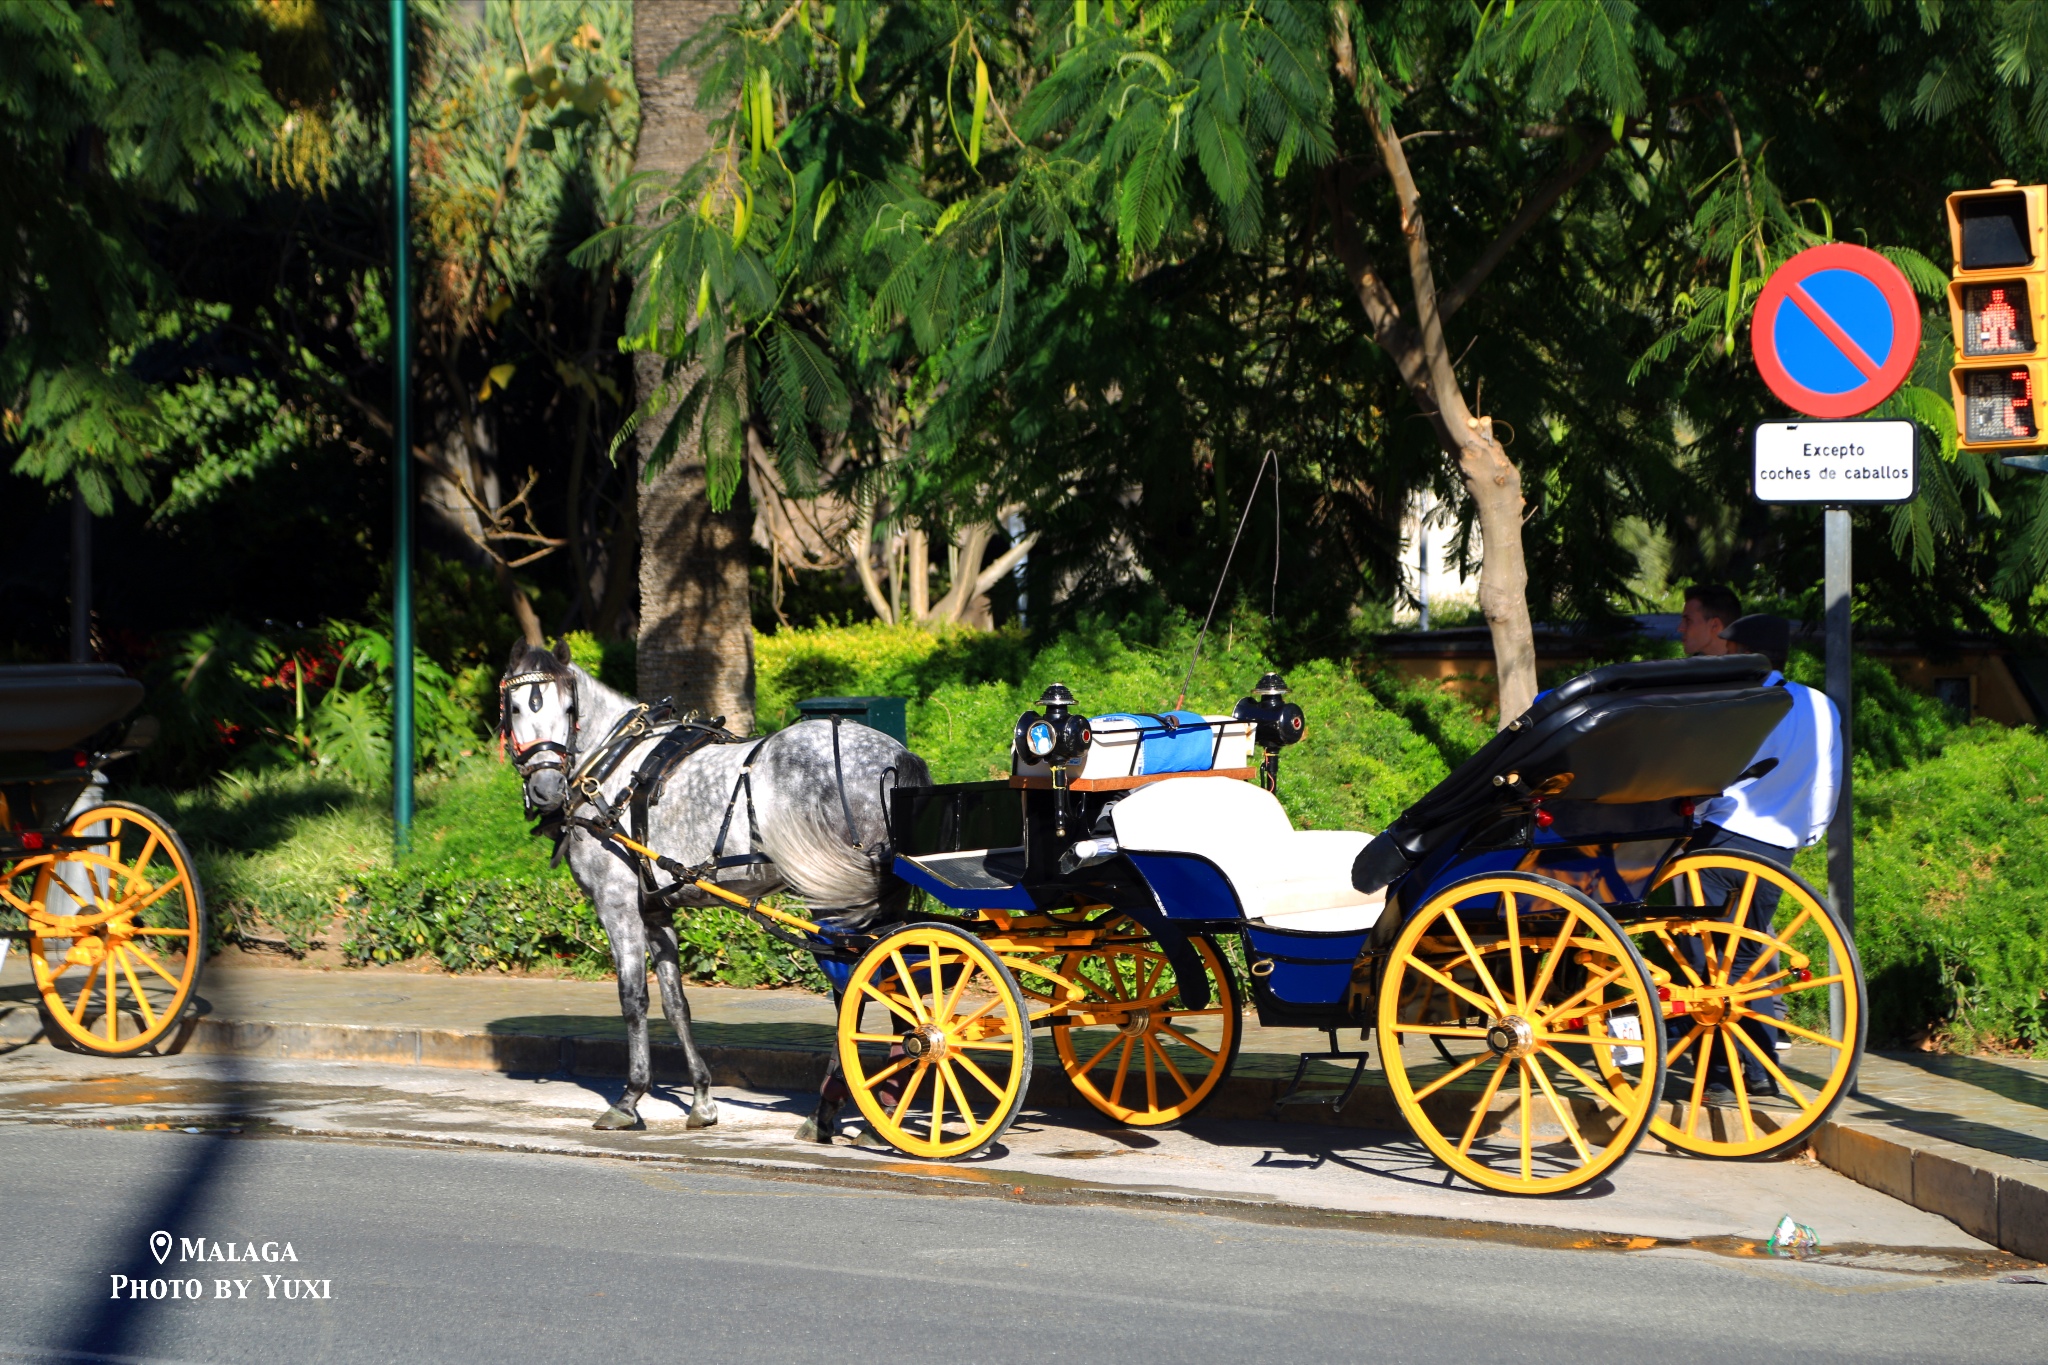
[1038,915,1242,1127]
[9,802,206,1055]
[1627,851,1864,1160]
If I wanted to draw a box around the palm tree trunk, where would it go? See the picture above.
[631,2,755,729]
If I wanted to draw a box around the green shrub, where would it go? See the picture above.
[1797,725,2048,1051]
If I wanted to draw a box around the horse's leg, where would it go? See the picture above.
[647,912,719,1129]
[595,901,651,1131]
[794,985,850,1144]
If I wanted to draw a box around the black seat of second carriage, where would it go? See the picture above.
[1352,654,1794,893]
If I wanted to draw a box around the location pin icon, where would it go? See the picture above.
[150,1231,172,1265]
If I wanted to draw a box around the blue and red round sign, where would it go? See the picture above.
[1750,243,1921,419]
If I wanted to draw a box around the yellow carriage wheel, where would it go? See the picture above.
[10,802,206,1056]
[836,922,1031,1160]
[1629,851,1864,1160]
[1040,915,1242,1127]
[1377,872,1663,1196]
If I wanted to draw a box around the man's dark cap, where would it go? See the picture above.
[1720,613,1790,665]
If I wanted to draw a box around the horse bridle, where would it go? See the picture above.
[500,669,578,817]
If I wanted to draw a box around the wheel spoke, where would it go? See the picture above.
[1535,963,1625,1023]
[1142,1032,1160,1112]
[1148,1035,1195,1099]
[1456,1057,1513,1156]
[71,956,102,1022]
[1394,1024,1489,1038]
[1539,1047,1634,1115]
[1076,1028,1125,1074]
[1107,1036,1136,1107]
[938,1060,977,1135]
[1727,1018,1814,1106]
[859,981,922,1029]
[855,1055,916,1093]
[1155,1021,1219,1061]
[1724,1028,1757,1141]
[1684,1034,1712,1137]
[1413,1049,1489,1102]
[1504,892,1527,1012]
[937,954,975,1023]
[1736,973,1846,1005]
[1517,1062,1534,1181]
[1649,924,1707,988]
[114,950,157,1030]
[1525,908,1581,1006]
[1733,908,1817,986]
[1403,957,1499,1020]
[125,942,183,986]
[953,1052,1008,1101]
[1771,1016,1848,1050]
[125,833,161,894]
[890,1060,930,1124]
[1441,909,1511,1015]
[1665,1021,1707,1068]
[1527,1054,1590,1164]
[121,875,186,919]
[888,951,928,1023]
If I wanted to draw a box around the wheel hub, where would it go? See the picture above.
[1485,1015,1535,1060]
[1117,1007,1153,1038]
[900,1024,949,1061]
[1691,995,1730,1027]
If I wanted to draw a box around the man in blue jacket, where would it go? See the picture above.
[1686,613,1842,1097]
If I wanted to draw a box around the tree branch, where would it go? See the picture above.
[1439,126,1616,322]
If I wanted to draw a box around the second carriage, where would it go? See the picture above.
[800,654,1863,1196]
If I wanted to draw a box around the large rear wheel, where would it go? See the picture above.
[1630,850,1863,1159]
[836,922,1031,1160]
[1378,872,1663,1196]
[10,802,206,1055]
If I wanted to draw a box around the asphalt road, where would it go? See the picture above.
[1,1124,2043,1364]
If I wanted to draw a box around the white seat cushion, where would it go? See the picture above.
[1109,777,1386,933]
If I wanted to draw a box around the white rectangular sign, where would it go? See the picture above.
[1752,420,1918,505]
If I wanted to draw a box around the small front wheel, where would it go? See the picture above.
[836,922,1032,1160]
[1378,872,1664,1196]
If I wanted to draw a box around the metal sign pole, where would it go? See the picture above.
[390,0,415,855]
[1823,506,1853,1077]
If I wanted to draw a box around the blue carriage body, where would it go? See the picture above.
[892,656,1792,1026]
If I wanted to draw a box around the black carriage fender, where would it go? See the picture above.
[1104,900,1211,1013]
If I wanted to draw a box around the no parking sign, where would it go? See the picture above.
[1750,243,1921,420]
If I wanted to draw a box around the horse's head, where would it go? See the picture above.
[500,639,578,816]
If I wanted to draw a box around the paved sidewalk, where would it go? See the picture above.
[2,956,2043,1259]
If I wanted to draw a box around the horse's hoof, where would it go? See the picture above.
[793,1117,829,1144]
[685,1105,718,1130]
[593,1106,644,1131]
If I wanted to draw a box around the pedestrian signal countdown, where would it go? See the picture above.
[1947,180,2048,449]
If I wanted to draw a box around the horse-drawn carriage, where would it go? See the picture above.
[792,655,1864,1196]
[0,666,205,1055]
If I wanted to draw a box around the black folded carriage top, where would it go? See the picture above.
[1352,654,1794,894]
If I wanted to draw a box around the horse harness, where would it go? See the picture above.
[503,670,891,939]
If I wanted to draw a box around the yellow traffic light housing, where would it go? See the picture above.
[1948,181,2048,449]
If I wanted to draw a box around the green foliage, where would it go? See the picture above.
[1798,726,2048,1053]
[141,618,492,787]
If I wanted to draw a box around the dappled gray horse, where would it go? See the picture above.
[500,641,928,1133]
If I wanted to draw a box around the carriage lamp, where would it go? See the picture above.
[1015,683,1092,837]
[1234,672,1305,792]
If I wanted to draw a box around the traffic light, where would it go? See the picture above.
[1947,180,2048,449]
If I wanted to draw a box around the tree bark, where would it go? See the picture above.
[1322,4,1595,724]
[631,1,755,729]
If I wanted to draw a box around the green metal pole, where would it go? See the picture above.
[390,0,415,854]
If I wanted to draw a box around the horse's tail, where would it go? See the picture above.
[754,722,931,929]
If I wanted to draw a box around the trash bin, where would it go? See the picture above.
[794,695,908,745]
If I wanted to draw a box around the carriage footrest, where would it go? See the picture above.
[1272,1029,1374,1115]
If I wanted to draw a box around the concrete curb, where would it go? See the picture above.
[1812,1115,2048,1262]
[6,1007,2042,1262]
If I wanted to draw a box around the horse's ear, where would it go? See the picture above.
[507,640,529,672]
[552,637,573,667]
